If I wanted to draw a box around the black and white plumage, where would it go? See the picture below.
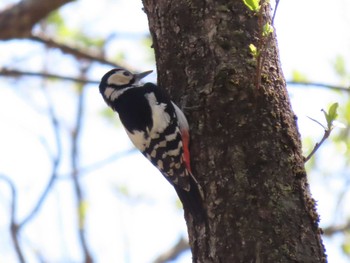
[99,68,204,220]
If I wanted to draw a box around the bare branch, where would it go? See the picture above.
[0,0,74,40]
[0,175,25,263]
[153,237,190,263]
[0,67,99,84]
[29,34,127,68]
[271,0,280,24]
[2,67,350,97]
[70,67,93,263]
[323,221,350,236]
[18,84,63,228]
[287,81,350,92]
[304,129,331,163]
[58,148,137,180]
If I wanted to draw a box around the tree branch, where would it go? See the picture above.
[304,129,331,163]
[3,67,350,95]
[0,175,25,263]
[0,67,99,84]
[18,83,63,228]
[29,34,126,68]
[323,221,350,236]
[0,0,74,40]
[58,149,137,180]
[271,0,280,23]
[70,67,93,263]
[153,237,190,263]
[287,81,350,92]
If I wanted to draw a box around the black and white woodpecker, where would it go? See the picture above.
[99,68,204,220]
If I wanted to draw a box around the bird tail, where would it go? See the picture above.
[174,174,206,223]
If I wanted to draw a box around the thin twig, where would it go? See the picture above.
[323,220,350,236]
[307,116,326,130]
[29,34,127,69]
[332,177,350,222]
[304,129,331,163]
[70,67,93,263]
[153,237,190,263]
[57,148,137,180]
[18,87,63,228]
[0,175,25,263]
[287,81,350,92]
[3,68,350,94]
[0,68,99,84]
[271,0,280,24]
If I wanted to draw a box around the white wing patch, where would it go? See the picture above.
[165,133,178,141]
[163,141,182,157]
[172,102,189,131]
[124,93,185,156]
[123,92,173,152]
[145,93,171,135]
[125,129,150,152]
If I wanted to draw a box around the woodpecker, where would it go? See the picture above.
[99,68,204,220]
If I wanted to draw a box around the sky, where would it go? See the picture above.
[0,0,350,262]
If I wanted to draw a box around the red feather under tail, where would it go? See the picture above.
[181,129,192,173]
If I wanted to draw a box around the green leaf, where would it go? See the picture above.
[328,102,339,122]
[46,11,65,28]
[115,185,130,197]
[333,55,346,78]
[322,102,339,129]
[242,0,260,11]
[291,70,308,82]
[262,23,274,37]
[249,43,258,58]
[342,240,350,256]
[78,200,89,229]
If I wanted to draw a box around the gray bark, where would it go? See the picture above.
[142,0,326,262]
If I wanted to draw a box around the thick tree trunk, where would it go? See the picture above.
[142,0,326,262]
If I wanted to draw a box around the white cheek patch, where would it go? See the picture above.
[104,87,133,101]
[108,74,131,86]
[104,87,114,98]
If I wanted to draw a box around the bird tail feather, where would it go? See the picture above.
[174,174,206,223]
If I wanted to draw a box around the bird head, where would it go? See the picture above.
[100,68,153,89]
[99,68,153,102]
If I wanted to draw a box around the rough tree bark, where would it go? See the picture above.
[142,0,327,262]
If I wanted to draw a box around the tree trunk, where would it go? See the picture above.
[142,0,327,262]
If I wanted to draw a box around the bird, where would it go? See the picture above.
[98,68,204,221]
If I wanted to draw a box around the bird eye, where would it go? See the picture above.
[123,71,131,77]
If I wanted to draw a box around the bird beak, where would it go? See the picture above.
[134,70,153,81]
